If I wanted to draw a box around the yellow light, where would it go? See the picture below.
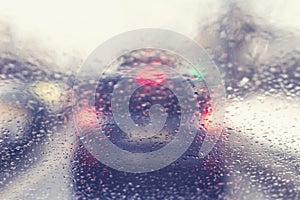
[32,81,62,102]
[30,81,74,113]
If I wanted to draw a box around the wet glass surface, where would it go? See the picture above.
[0,1,299,199]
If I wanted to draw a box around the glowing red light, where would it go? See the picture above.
[196,105,214,133]
[76,106,101,129]
[135,65,167,86]
[202,106,213,127]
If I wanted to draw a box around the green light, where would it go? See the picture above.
[190,67,206,81]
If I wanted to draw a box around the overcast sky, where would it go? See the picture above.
[0,0,299,60]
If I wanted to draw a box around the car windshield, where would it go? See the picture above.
[0,1,299,200]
